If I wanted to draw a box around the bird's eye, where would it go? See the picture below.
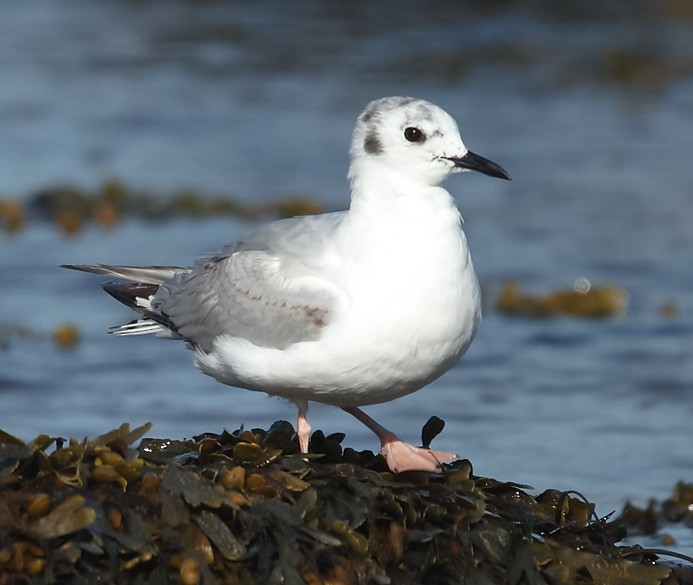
[404,127,425,143]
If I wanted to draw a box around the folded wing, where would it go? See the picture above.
[61,212,346,352]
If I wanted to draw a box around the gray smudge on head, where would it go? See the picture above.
[360,102,385,155]
[363,130,383,155]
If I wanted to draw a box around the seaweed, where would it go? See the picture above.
[0,422,691,584]
[21,181,324,235]
[496,280,628,318]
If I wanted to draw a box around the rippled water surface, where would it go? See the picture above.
[1,1,692,527]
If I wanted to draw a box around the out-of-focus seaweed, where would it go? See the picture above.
[0,324,36,352]
[0,200,25,235]
[18,180,325,235]
[0,421,691,584]
[622,481,693,550]
[0,323,81,352]
[496,280,628,318]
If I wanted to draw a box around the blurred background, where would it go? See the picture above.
[1,0,692,528]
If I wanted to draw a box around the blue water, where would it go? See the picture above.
[1,1,692,534]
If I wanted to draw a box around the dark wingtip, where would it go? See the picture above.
[102,281,159,310]
[102,281,182,337]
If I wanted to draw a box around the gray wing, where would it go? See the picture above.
[59,264,186,285]
[153,212,346,352]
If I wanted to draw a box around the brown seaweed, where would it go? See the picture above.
[496,280,628,318]
[0,421,691,584]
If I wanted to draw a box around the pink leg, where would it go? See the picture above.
[296,400,311,453]
[342,406,458,473]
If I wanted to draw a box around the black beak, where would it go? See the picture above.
[444,151,511,181]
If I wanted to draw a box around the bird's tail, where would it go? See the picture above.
[60,263,186,338]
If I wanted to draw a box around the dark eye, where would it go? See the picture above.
[404,127,426,143]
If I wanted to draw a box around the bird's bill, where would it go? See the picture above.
[444,151,511,181]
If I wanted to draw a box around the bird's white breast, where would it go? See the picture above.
[320,186,481,403]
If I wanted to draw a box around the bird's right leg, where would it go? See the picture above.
[341,406,457,473]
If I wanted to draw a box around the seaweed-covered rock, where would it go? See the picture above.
[0,423,691,584]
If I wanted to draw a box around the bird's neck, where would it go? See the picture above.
[339,164,465,268]
[347,162,460,226]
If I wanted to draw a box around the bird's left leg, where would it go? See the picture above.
[296,399,312,453]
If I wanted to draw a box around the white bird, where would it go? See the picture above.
[62,96,510,473]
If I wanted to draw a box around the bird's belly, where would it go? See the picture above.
[323,270,480,404]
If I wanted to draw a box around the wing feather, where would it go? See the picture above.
[155,250,339,352]
[60,264,186,284]
[155,213,346,352]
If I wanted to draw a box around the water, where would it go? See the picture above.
[1,0,692,535]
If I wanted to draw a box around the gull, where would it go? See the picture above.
[62,96,510,473]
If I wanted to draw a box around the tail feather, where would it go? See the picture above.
[108,318,181,338]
